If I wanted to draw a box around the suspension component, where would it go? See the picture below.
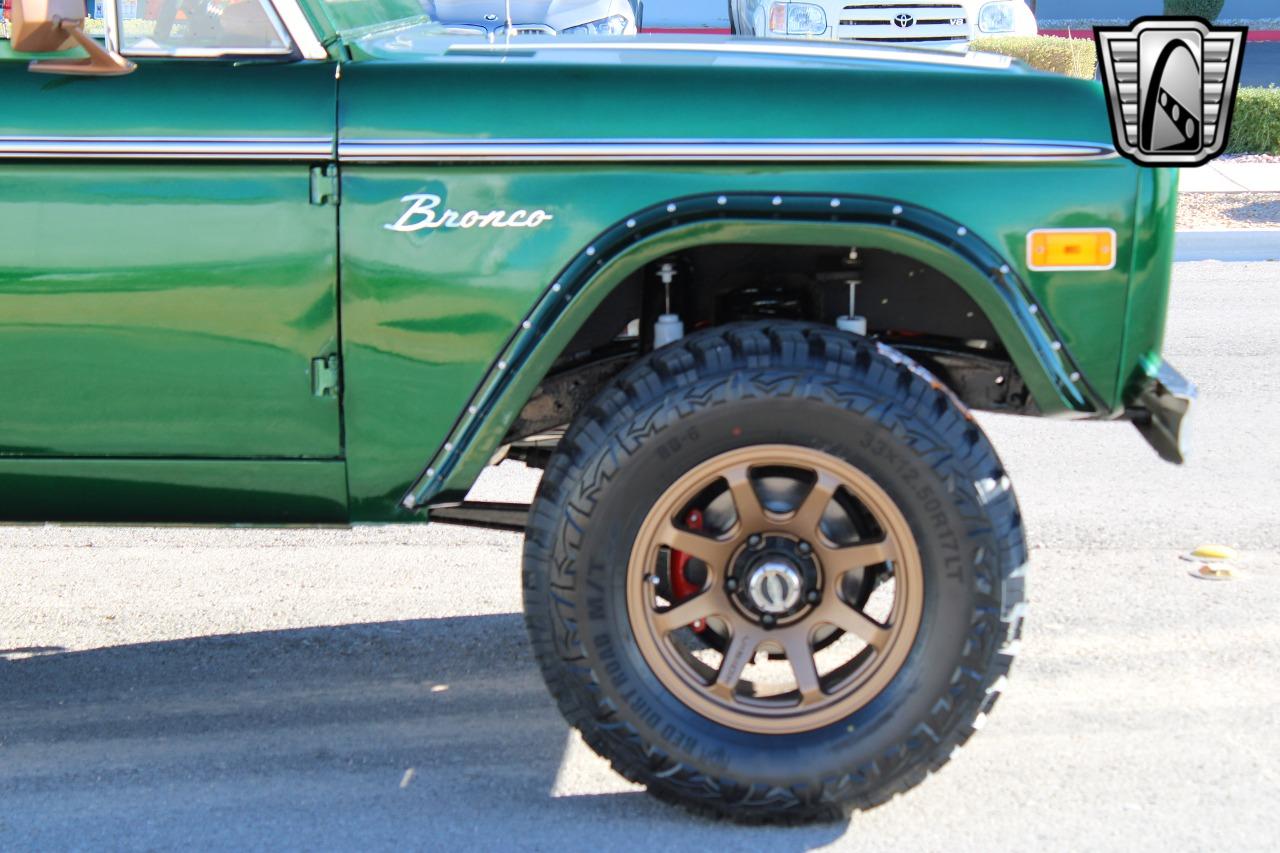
[653,261,685,347]
[835,247,868,336]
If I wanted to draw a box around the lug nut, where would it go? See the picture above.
[806,589,820,604]
[761,614,776,628]
[725,577,739,592]
[797,541,812,555]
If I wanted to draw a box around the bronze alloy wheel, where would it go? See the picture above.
[627,445,924,735]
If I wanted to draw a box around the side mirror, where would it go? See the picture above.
[12,0,136,76]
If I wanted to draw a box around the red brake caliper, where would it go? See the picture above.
[669,509,707,632]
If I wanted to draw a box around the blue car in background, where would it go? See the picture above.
[641,0,731,32]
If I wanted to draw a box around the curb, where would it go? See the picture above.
[1042,29,1280,42]
[1175,230,1280,262]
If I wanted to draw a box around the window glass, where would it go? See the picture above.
[119,0,291,54]
[317,0,425,37]
[314,0,659,39]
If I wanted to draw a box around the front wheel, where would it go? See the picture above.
[523,322,1026,822]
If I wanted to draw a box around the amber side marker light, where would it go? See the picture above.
[1026,228,1117,272]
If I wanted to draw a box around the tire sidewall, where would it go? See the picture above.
[563,377,996,788]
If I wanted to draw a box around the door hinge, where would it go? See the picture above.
[309,164,339,206]
[311,354,341,397]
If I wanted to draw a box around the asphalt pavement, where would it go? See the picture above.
[2,261,1278,851]
[1242,41,1280,88]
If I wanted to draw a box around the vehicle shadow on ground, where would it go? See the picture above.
[0,614,846,848]
[1223,197,1280,224]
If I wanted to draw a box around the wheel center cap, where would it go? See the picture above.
[747,561,803,614]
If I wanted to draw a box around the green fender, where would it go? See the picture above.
[405,192,1108,508]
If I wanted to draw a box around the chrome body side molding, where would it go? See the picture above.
[0,136,1115,164]
[339,138,1119,163]
[0,137,334,161]
[445,38,1015,69]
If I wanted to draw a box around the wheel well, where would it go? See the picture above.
[505,242,1035,465]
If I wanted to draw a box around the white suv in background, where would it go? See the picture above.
[729,1,1037,50]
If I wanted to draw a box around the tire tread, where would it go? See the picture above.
[522,321,1026,823]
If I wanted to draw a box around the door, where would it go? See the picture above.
[0,11,339,461]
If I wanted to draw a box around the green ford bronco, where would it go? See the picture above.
[2,0,1192,823]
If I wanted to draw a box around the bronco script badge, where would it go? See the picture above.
[1096,18,1247,167]
[385,194,555,232]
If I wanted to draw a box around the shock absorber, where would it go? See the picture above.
[653,261,685,347]
[835,247,868,336]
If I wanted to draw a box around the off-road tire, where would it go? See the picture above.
[522,321,1027,823]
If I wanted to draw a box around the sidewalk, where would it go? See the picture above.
[1179,160,1280,193]
[1175,161,1280,260]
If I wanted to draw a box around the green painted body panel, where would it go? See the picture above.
[1119,167,1180,399]
[0,58,335,141]
[0,164,341,457]
[414,214,1093,507]
[341,164,1136,517]
[336,46,1143,517]
[0,458,347,522]
[0,16,1181,524]
[0,60,340,460]
[341,31,1111,146]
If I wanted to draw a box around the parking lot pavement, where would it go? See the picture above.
[2,261,1278,851]
[1242,42,1280,88]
